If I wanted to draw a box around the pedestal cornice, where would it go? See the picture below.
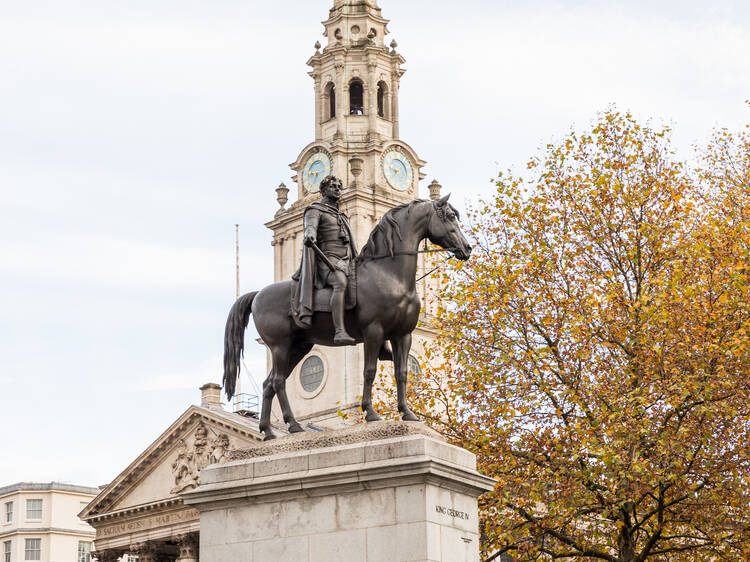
[183,422,495,510]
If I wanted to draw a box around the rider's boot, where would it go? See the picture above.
[331,287,356,345]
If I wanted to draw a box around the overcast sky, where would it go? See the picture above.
[1,0,748,487]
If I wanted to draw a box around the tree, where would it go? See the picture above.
[392,110,750,561]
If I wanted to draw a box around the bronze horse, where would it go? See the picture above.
[222,195,472,440]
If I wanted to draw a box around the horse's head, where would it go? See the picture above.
[427,194,472,260]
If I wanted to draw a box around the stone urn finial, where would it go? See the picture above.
[429,179,442,200]
[276,182,289,210]
[314,41,321,54]
[349,156,364,188]
[390,39,398,53]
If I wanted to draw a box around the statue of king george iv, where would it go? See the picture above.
[223,175,473,441]
[292,175,358,344]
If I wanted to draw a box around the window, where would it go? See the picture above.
[300,356,325,393]
[377,82,388,118]
[25,500,41,520]
[325,82,336,120]
[349,79,364,115]
[3,540,10,562]
[4,502,11,523]
[408,354,422,376]
[23,539,40,561]
[77,542,91,562]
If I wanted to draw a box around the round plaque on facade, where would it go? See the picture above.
[300,356,325,393]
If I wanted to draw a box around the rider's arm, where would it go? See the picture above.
[303,208,321,246]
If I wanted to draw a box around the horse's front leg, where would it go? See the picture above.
[259,371,278,441]
[392,333,419,422]
[361,325,385,422]
[271,346,305,434]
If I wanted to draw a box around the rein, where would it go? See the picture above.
[357,247,457,283]
[416,254,453,283]
[357,247,457,262]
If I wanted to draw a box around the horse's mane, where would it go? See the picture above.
[358,199,428,260]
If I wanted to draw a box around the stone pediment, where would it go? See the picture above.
[81,405,264,521]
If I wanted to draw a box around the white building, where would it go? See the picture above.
[0,482,98,562]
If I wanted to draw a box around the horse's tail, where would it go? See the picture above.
[222,291,258,401]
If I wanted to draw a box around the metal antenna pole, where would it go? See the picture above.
[234,224,241,410]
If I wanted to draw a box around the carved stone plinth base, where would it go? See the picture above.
[183,422,495,562]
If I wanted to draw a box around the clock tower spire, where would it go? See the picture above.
[288,0,425,203]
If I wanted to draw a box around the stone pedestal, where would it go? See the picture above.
[183,422,495,562]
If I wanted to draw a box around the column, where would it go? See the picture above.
[313,73,322,140]
[272,237,281,282]
[131,542,159,562]
[335,60,346,140]
[176,533,199,562]
[367,62,378,140]
[93,550,123,562]
[391,73,400,139]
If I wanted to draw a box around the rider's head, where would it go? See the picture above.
[320,175,344,200]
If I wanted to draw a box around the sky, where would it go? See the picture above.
[1,0,748,487]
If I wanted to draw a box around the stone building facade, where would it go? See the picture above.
[79,385,267,562]
[0,482,98,562]
[267,0,445,429]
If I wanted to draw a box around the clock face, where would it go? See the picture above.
[383,150,413,191]
[302,152,332,192]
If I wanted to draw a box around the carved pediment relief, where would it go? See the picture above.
[82,406,262,520]
[170,422,232,494]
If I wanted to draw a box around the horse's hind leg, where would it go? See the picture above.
[392,333,419,422]
[271,342,312,434]
[274,343,313,433]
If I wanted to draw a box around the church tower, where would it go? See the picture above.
[266,0,441,428]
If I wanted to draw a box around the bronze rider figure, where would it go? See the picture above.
[295,175,357,345]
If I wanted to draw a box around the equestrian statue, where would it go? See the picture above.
[223,175,472,441]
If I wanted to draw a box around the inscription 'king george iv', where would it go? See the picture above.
[435,505,470,520]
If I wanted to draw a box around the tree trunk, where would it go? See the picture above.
[618,504,636,562]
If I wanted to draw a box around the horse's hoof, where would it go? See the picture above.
[288,422,305,433]
[365,411,383,422]
[263,432,277,441]
[402,411,419,422]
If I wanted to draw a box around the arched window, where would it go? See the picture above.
[408,354,422,376]
[349,79,364,115]
[324,82,336,120]
[377,81,389,118]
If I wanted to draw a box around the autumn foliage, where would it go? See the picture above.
[398,110,750,561]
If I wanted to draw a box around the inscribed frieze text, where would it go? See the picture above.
[99,508,199,538]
